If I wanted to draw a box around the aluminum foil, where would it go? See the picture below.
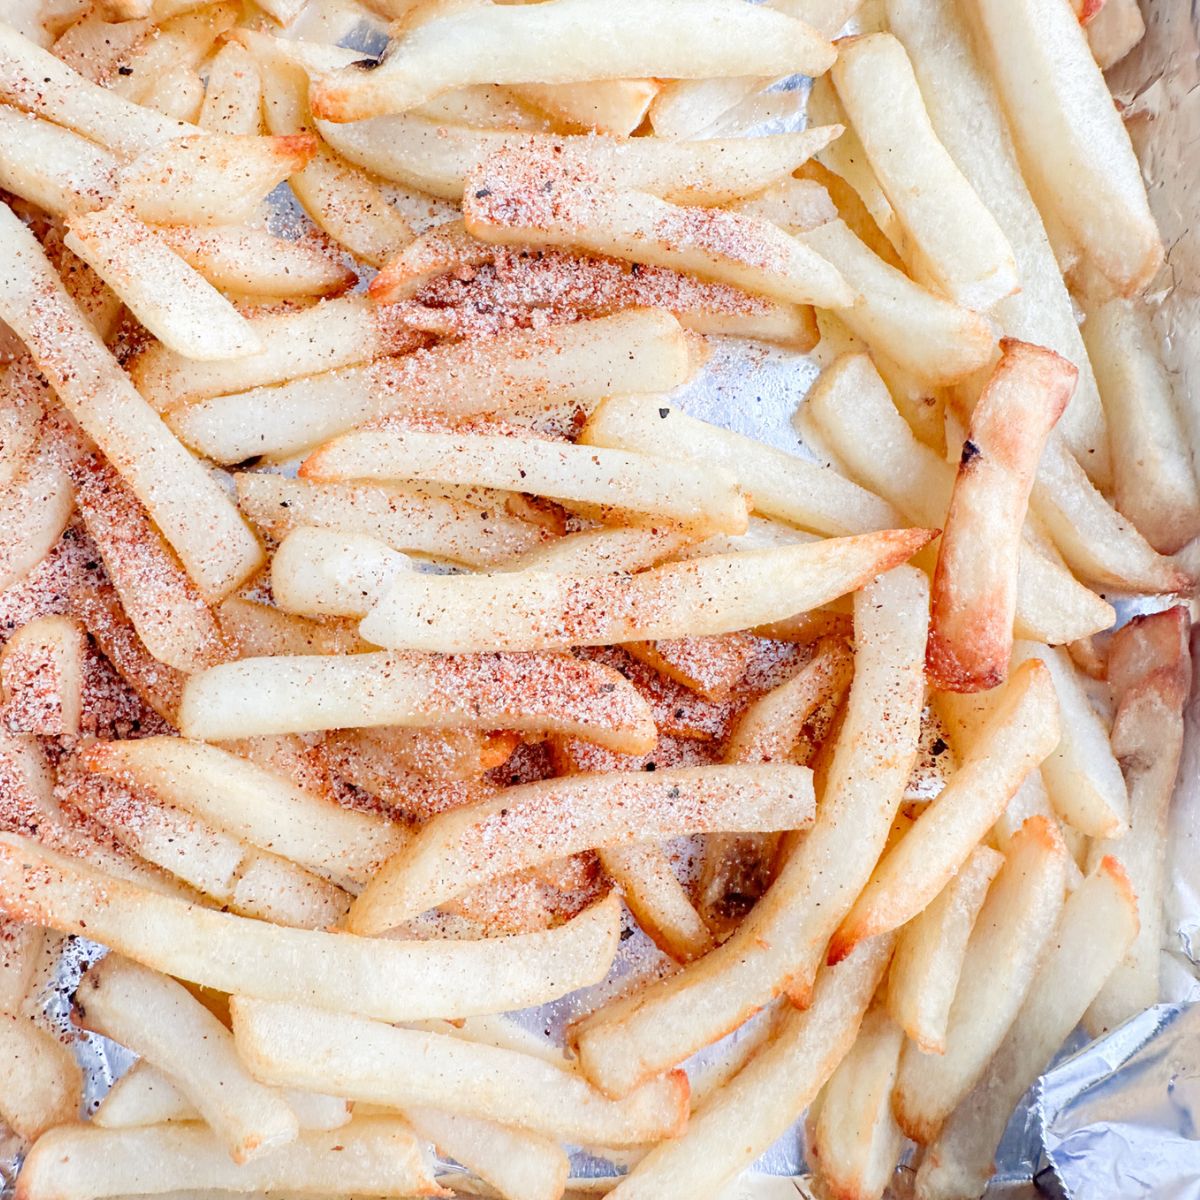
[3,0,1200,1196]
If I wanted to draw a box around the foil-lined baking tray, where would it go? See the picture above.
[3,0,1199,1195]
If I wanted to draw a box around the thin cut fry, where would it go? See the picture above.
[886,844,1003,1054]
[510,78,656,137]
[198,41,262,135]
[830,660,1059,961]
[14,1118,441,1200]
[0,834,623,1021]
[0,106,118,218]
[0,439,74,594]
[581,396,902,537]
[0,1012,82,1142]
[832,33,1017,310]
[893,816,1068,1143]
[302,427,749,534]
[359,530,932,653]
[1,616,85,737]
[0,205,262,601]
[574,568,928,1097]
[348,763,815,930]
[179,651,657,753]
[914,859,1137,1200]
[270,526,410,619]
[309,0,834,121]
[75,955,300,1163]
[928,340,1074,692]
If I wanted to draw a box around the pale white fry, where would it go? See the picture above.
[359,529,930,653]
[829,658,1059,960]
[509,78,656,137]
[914,859,1137,1200]
[605,937,892,1199]
[0,20,199,156]
[1011,641,1129,839]
[1082,298,1200,553]
[301,427,748,534]
[810,1006,905,1200]
[968,0,1162,295]
[463,148,855,311]
[167,308,690,461]
[348,763,815,930]
[884,0,1111,484]
[0,834,623,1021]
[573,568,928,1097]
[75,956,300,1163]
[230,997,687,1147]
[0,920,42,1013]
[310,0,834,121]
[0,439,74,594]
[179,651,656,753]
[81,737,408,886]
[886,844,1003,1054]
[1,615,85,736]
[832,33,1017,310]
[581,396,901,537]
[893,816,1067,1143]
[198,41,263,135]
[65,206,262,361]
[0,1012,82,1142]
[115,133,315,227]
[270,526,410,619]
[217,597,361,660]
[14,1119,441,1200]
[317,114,840,204]
[153,226,355,298]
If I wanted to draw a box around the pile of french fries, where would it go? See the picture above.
[0,0,1191,1197]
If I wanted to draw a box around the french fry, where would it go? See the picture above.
[309,0,834,121]
[61,768,352,928]
[95,1059,349,1131]
[1011,641,1129,839]
[968,0,1162,295]
[605,936,892,1199]
[302,428,749,534]
[623,633,755,702]
[794,219,997,386]
[462,148,856,311]
[232,996,686,1146]
[828,660,1059,961]
[65,205,263,361]
[1085,0,1145,69]
[72,456,231,674]
[509,79,657,137]
[114,132,315,227]
[80,736,408,886]
[0,1011,82,1142]
[318,113,843,205]
[14,1118,442,1200]
[574,568,928,1097]
[238,473,549,570]
[106,3,234,105]
[809,1006,905,1200]
[804,353,1118,647]
[75,955,300,1163]
[198,41,263,135]
[51,11,152,83]
[359,530,932,653]
[270,526,410,619]
[598,843,713,963]
[0,105,119,219]
[928,341,1074,692]
[404,1106,567,1200]
[1081,298,1200,553]
[348,763,814,931]
[0,358,46,489]
[885,0,1111,486]
[217,597,363,659]
[581,396,901,537]
[328,726,514,789]
[893,816,1068,1142]
[0,834,623,1020]
[139,62,204,122]
[832,34,1017,311]
[153,226,355,299]
[914,858,1137,1200]
[161,308,684,459]
[0,438,75,594]
[0,616,85,736]
[885,844,1003,1054]
[0,920,42,1013]
[0,21,200,156]
[0,205,263,600]
[1085,607,1190,1035]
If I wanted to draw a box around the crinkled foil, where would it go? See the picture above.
[4,0,1200,1196]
